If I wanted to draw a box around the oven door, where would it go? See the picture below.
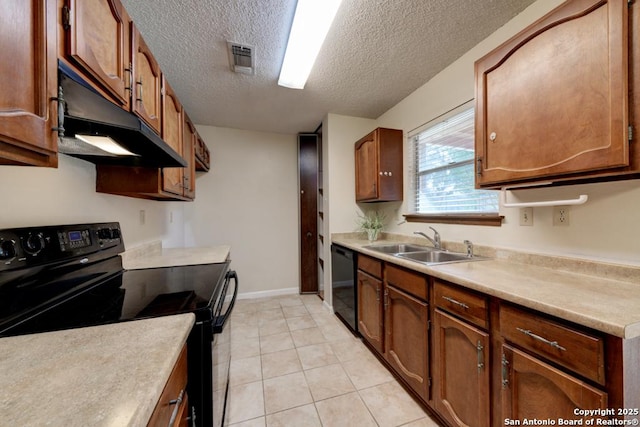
[212,270,238,427]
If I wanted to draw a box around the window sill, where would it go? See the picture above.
[404,213,503,227]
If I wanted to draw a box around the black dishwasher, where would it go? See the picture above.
[331,244,358,334]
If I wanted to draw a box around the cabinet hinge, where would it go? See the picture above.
[476,157,483,176]
[62,5,71,30]
[629,125,633,142]
[428,377,432,388]
[427,319,431,331]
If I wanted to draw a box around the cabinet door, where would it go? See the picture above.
[357,270,384,354]
[501,344,608,421]
[355,136,378,201]
[161,77,184,196]
[385,285,429,400]
[0,0,57,166]
[182,114,197,199]
[475,0,629,187]
[65,0,131,108]
[131,23,161,134]
[433,309,490,427]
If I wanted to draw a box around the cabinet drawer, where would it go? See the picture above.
[148,345,189,426]
[358,254,382,278]
[500,304,605,385]
[434,280,488,329]
[385,264,427,300]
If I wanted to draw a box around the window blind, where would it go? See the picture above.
[411,107,498,214]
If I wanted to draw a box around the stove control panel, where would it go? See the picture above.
[0,222,124,271]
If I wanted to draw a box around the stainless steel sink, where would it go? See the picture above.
[396,250,489,265]
[362,243,435,254]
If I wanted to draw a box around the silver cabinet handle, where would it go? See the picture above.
[516,327,566,351]
[168,389,185,427]
[442,295,469,309]
[476,340,484,371]
[501,353,509,389]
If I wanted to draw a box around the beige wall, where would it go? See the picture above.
[0,154,185,247]
[185,125,300,297]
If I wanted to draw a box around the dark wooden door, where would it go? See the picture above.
[475,0,629,187]
[65,0,131,108]
[131,23,161,134]
[357,270,384,353]
[298,134,318,293]
[385,285,429,400]
[355,135,378,201]
[434,309,490,427]
[161,77,184,196]
[502,344,608,421]
[0,0,58,167]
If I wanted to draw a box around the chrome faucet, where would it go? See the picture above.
[414,227,441,249]
[464,240,473,258]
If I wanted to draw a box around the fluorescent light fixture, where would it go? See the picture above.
[75,134,138,156]
[278,0,343,89]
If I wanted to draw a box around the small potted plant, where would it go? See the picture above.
[357,211,386,242]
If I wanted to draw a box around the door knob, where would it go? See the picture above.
[306,232,312,238]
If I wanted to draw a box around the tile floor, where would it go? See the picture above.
[227,293,440,427]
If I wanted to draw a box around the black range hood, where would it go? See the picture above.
[57,63,187,168]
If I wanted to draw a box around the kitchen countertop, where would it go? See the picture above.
[120,240,231,269]
[333,234,640,339]
[0,313,195,427]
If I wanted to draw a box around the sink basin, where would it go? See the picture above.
[362,243,435,254]
[396,250,488,265]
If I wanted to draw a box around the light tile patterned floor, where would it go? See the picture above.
[228,294,440,427]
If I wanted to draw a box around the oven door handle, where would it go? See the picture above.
[213,270,238,333]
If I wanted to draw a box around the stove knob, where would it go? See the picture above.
[0,240,16,259]
[24,232,46,255]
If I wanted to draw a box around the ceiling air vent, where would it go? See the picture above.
[227,41,255,75]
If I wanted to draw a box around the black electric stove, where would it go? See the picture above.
[0,222,237,427]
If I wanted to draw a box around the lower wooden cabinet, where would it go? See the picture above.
[501,344,608,421]
[433,309,490,427]
[148,345,189,427]
[385,284,429,400]
[357,269,384,354]
[353,255,636,427]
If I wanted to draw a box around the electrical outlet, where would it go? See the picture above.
[553,206,570,226]
[519,207,533,226]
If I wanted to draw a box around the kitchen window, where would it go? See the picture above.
[406,104,502,226]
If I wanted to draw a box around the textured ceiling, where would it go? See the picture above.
[119,0,536,135]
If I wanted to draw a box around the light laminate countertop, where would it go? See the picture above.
[0,313,195,427]
[120,241,231,270]
[333,235,640,339]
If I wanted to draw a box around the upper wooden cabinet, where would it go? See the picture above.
[0,0,58,167]
[161,77,184,196]
[182,114,197,199]
[475,0,631,188]
[61,0,131,109]
[355,128,403,202]
[131,23,162,135]
[95,80,197,201]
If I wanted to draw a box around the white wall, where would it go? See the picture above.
[184,125,300,296]
[327,0,640,267]
[0,154,185,247]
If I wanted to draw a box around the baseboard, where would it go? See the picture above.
[237,287,299,300]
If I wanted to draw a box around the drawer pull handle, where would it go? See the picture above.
[168,389,185,426]
[442,296,470,309]
[516,327,567,351]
